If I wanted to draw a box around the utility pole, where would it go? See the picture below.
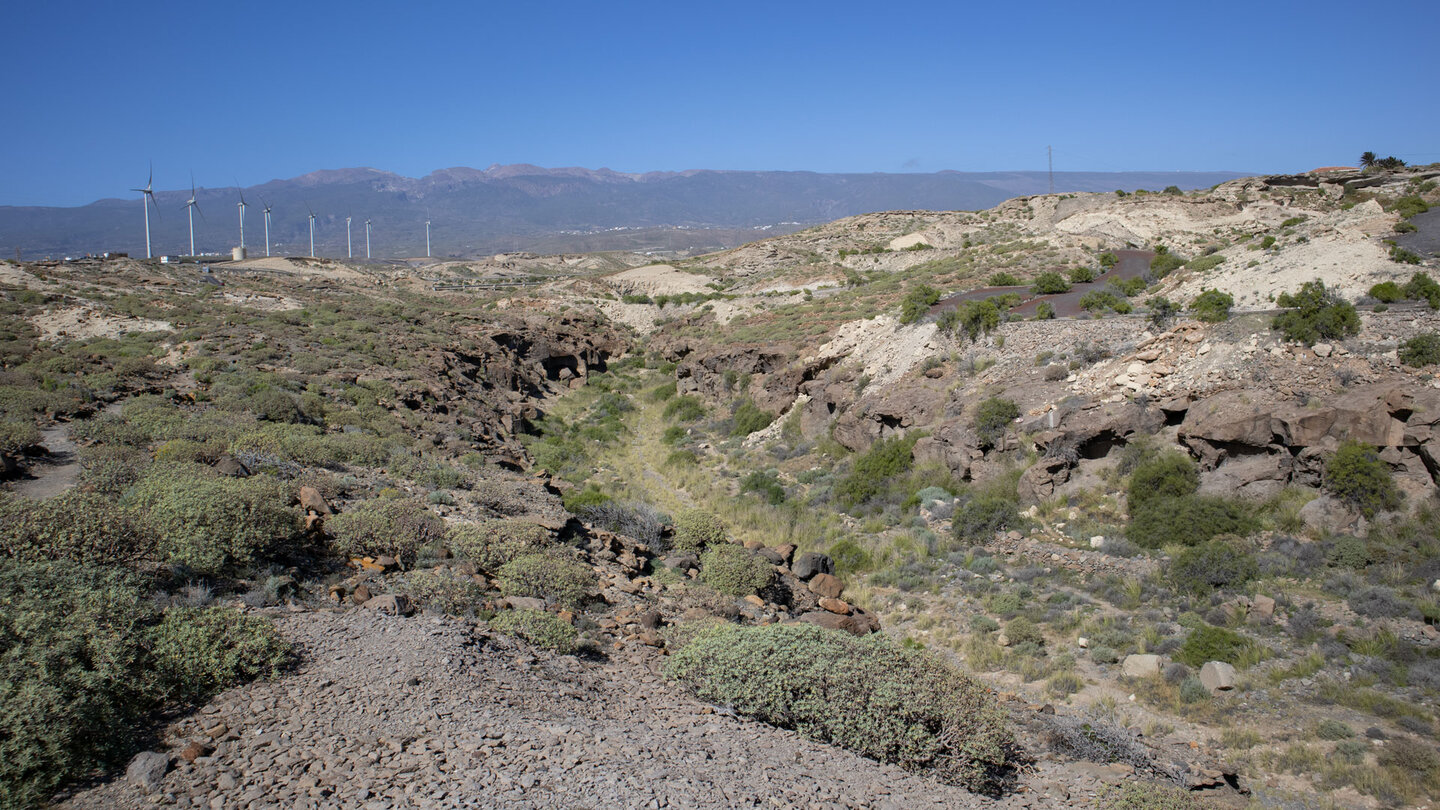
[1048,145,1054,195]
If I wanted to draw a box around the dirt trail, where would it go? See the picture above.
[9,425,80,499]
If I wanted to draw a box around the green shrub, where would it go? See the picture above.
[1078,290,1130,314]
[1400,333,1440,367]
[1404,272,1440,308]
[988,272,1021,287]
[674,509,726,552]
[953,493,1021,544]
[1189,289,1234,323]
[1098,252,1119,268]
[899,284,941,324]
[1031,272,1070,295]
[1393,195,1431,220]
[1034,301,1055,320]
[1186,254,1226,272]
[1272,281,1361,345]
[0,491,153,564]
[1004,617,1044,646]
[126,465,300,576]
[446,519,551,573]
[1129,495,1256,549]
[1168,538,1259,594]
[936,297,1004,342]
[1391,246,1423,265]
[835,434,920,507]
[1126,452,1198,508]
[828,537,873,575]
[663,395,706,422]
[1369,281,1405,303]
[664,623,1014,792]
[741,470,786,505]
[1316,719,1354,740]
[148,606,290,703]
[1147,297,1179,328]
[973,397,1020,450]
[1149,248,1186,278]
[327,498,444,567]
[1103,781,1200,809]
[1325,441,1402,518]
[491,609,578,653]
[562,485,611,512]
[1068,266,1097,283]
[1176,624,1260,668]
[496,553,595,609]
[401,568,488,615]
[730,399,774,437]
[0,420,39,456]
[0,561,157,808]
[700,544,774,596]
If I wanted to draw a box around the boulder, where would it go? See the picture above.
[503,596,546,611]
[773,544,797,563]
[807,572,845,599]
[298,486,333,515]
[179,741,213,763]
[662,552,700,572]
[126,751,170,792]
[818,597,852,615]
[1298,495,1366,535]
[212,455,250,477]
[1017,456,1073,504]
[360,593,414,616]
[1199,661,1237,694]
[1250,594,1276,620]
[1121,654,1166,678]
[791,552,834,580]
[350,583,372,605]
[756,547,786,566]
[799,606,880,636]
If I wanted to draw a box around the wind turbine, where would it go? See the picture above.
[236,182,248,251]
[306,204,317,258]
[260,197,273,257]
[130,164,159,258]
[425,215,431,258]
[184,175,204,257]
[346,216,352,258]
[365,218,371,259]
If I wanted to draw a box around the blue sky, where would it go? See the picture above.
[5,0,1438,206]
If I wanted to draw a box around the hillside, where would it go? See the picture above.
[0,165,1245,260]
[2,166,1439,810]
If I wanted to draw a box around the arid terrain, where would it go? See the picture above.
[3,166,1439,810]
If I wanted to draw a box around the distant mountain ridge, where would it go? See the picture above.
[0,165,1249,259]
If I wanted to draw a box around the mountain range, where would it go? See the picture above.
[0,165,1248,260]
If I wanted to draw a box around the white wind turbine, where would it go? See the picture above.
[306,204,317,257]
[260,197,273,257]
[184,176,204,257]
[130,163,159,258]
[346,216,352,258]
[236,182,248,251]
[425,215,431,258]
[365,218,371,259]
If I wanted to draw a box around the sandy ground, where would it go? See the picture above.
[222,292,303,311]
[0,263,55,289]
[1168,234,1406,308]
[606,264,715,295]
[231,257,370,281]
[31,306,172,341]
[808,315,946,390]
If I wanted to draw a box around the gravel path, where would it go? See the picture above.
[9,425,80,499]
[64,610,1105,810]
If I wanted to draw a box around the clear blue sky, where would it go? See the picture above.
[6,0,1438,206]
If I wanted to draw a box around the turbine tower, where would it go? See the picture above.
[425,217,431,258]
[260,197,273,257]
[130,164,159,258]
[184,176,204,257]
[236,183,248,250]
[365,219,371,259]
[346,216,352,258]
[307,205,317,258]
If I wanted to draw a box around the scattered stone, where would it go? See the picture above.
[1199,661,1237,694]
[297,485,332,515]
[178,741,213,763]
[818,597,852,615]
[1250,594,1276,620]
[360,593,414,616]
[791,552,834,580]
[125,751,169,792]
[1121,654,1166,678]
[350,583,372,605]
[1077,637,1089,649]
[806,573,844,599]
[1313,343,1333,358]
